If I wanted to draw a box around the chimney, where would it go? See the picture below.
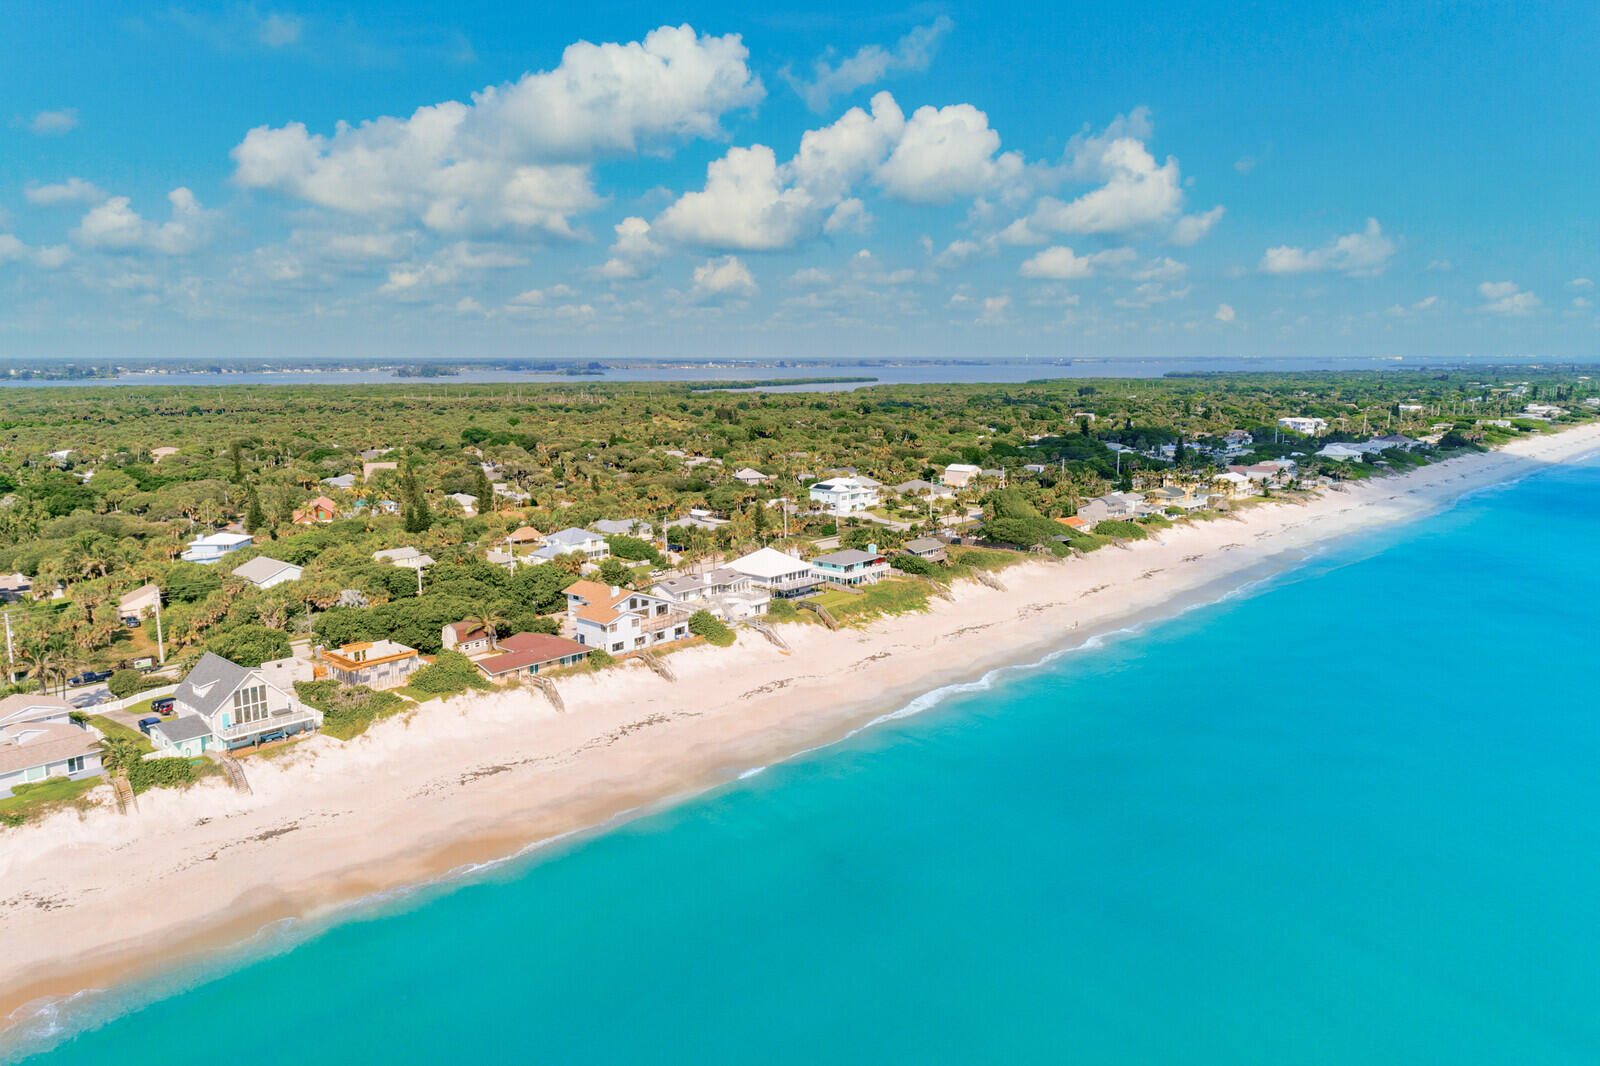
[610,586,620,597]
[867,543,878,555]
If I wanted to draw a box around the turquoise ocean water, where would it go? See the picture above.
[11,450,1600,1064]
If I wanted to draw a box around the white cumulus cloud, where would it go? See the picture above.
[1259,218,1395,276]
[1017,245,1132,280]
[877,103,1023,204]
[1214,303,1235,322]
[1170,205,1224,246]
[28,109,79,136]
[71,188,215,255]
[595,216,665,279]
[24,178,107,206]
[783,16,953,112]
[231,25,763,238]
[690,255,757,302]
[1477,280,1539,315]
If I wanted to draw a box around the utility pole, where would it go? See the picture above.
[154,589,166,664]
[3,610,12,678]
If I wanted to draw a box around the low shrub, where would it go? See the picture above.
[688,609,736,647]
[108,669,169,699]
[406,650,490,696]
[127,757,196,795]
[295,679,407,741]
[1092,519,1149,541]
[891,553,937,575]
[586,648,615,670]
[766,598,798,619]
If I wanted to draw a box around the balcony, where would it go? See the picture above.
[213,703,321,742]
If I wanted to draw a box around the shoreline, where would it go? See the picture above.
[4,421,1600,1049]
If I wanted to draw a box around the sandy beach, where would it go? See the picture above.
[4,421,1599,1035]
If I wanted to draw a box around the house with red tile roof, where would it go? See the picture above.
[476,632,591,680]
[292,495,339,524]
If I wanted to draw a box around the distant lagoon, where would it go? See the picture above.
[0,354,1486,392]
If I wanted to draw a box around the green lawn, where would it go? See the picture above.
[0,775,104,825]
[89,714,155,754]
[810,577,932,625]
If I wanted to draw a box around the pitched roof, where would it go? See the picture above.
[498,632,589,656]
[0,721,99,777]
[151,715,213,744]
[446,620,492,643]
[174,652,255,719]
[478,634,590,674]
[505,525,544,543]
[575,604,621,625]
[119,583,161,611]
[565,579,624,605]
[0,693,75,728]
[903,537,945,552]
[546,526,603,545]
[231,556,300,584]
[728,547,813,579]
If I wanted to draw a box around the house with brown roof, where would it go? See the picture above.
[504,526,544,547]
[0,719,102,796]
[476,632,590,680]
[292,495,339,524]
[442,621,496,656]
[563,580,691,655]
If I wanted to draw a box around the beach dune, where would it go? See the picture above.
[3,422,1599,1032]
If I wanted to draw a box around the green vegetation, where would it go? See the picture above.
[405,650,490,696]
[586,648,615,670]
[89,714,154,755]
[1093,519,1149,541]
[810,578,933,625]
[295,679,407,741]
[126,757,197,795]
[687,609,736,646]
[0,369,1588,688]
[0,775,103,826]
[107,669,169,699]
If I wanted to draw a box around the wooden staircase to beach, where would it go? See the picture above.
[530,675,565,713]
[745,619,792,651]
[798,600,839,630]
[638,651,676,682]
[217,754,252,794]
[111,774,137,814]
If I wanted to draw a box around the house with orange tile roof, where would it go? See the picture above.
[563,579,692,655]
[292,495,339,524]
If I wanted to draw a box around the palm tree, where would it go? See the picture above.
[464,605,507,650]
[95,735,144,777]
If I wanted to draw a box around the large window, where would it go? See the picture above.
[233,684,269,725]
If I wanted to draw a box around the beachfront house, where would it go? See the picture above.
[118,583,162,623]
[810,548,890,587]
[160,652,321,754]
[902,537,949,563]
[231,556,303,590]
[941,463,982,488]
[181,531,252,564]
[0,718,102,796]
[0,694,76,731]
[809,476,879,515]
[563,580,692,655]
[442,621,496,656]
[321,641,422,691]
[649,567,771,622]
[726,547,822,598]
[475,632,591,681]
[1212,471,1254,498]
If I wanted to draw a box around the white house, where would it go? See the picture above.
[181,532,253,565]
[649,567,771,622]
[809,476,879,515]
[1213,471,1254,497]
[446,492,479,516]
[732,467,771,486]
[1278,417,1328,435]
[157,652,320,755]
[373,547,435,570]
[563,580,692,655]
[726,547,822,598]
[442,620,496,656]
[530,527,609,562]
[231,556,303,589]
[941,463,982,488]
[118,583,162,622]
[1317,443,1370,462]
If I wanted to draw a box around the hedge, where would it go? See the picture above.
[1092,519,1149,541]
[406,649,491,695]
[127,757,196,795]
[108,669,170,699]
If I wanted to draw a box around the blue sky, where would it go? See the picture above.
[2,0,1596,361]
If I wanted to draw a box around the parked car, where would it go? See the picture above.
[137,716,162,735]
[150,697,175,715]
[67,669,113,686]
